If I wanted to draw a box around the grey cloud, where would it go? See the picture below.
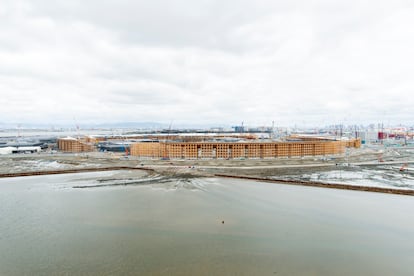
[1,0,414,126]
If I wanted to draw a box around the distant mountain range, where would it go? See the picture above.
[0,121,230,130]
[91,122,169,129]
[0,122,167,129]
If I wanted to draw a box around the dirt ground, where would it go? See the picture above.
[1,146,413,177]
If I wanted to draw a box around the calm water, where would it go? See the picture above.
[1,171,413,275]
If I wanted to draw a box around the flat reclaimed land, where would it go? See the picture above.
[1,146,414,195]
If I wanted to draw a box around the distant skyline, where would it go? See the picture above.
[0,121,412,131]
[1,0,414,127]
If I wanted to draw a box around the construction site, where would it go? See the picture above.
[3,128,414,195]
[130,140,360,159]
[57,134,361,159]
[57,137,96,153]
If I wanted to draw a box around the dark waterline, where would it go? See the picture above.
[1,171,413,275]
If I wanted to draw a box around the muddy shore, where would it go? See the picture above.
[2,146,414,195]
[0,146,412,177]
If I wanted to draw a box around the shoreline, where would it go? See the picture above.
[2,164,414,196]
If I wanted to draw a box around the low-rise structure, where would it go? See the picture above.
[57,137,96,152]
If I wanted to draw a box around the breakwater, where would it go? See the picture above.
[0,166,154,178]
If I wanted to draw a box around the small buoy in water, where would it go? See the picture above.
[222,220,224,224]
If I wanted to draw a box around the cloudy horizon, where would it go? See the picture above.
[1,0,413,128]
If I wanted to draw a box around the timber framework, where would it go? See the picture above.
[130,139,360,159]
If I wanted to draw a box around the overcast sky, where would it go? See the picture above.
[1,0,413,127]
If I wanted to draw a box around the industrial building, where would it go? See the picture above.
[0,146,41,155]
